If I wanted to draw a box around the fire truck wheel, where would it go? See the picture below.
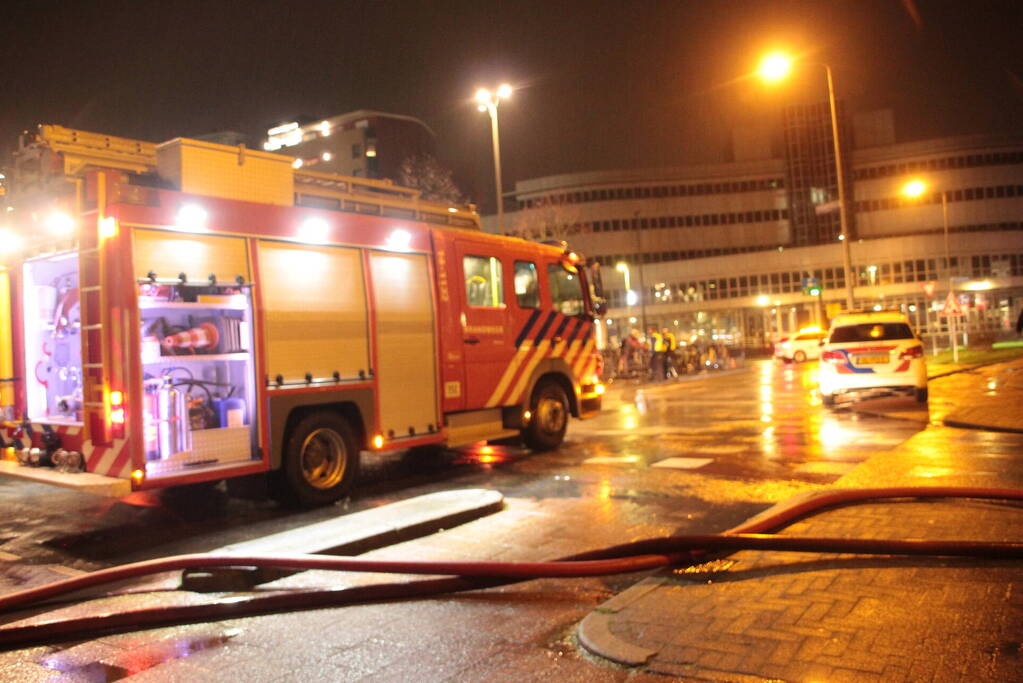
[279,412,359,507]
[522,381,569,452]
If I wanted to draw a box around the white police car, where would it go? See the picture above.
[776,328,828,362]
[818,311,928,407]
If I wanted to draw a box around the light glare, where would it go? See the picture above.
[758,53,793,82]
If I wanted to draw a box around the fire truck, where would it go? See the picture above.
[0,125,604,506]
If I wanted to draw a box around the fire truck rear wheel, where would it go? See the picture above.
[522,381,569,452]
[279,412,359,507]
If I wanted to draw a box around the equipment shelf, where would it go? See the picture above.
[143,353,250,363]
[138,300,248,311]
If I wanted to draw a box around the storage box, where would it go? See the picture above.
[156,138,294,206]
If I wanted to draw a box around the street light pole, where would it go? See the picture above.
[616,261,632,327]
[902,179,959,362]
[476,85,512,234]
[824,64,856,311]
[941,190,959,363]
[758,54,855,311]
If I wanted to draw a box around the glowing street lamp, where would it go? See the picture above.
[902,178,959,361]
[476,84,513,233]
[757,53,792,83]
[758,51,855,310]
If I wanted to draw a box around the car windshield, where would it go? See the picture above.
[829,322,915,343]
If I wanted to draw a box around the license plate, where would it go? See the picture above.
[855,354,889,365]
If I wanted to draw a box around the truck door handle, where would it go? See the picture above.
[464,338,480,345]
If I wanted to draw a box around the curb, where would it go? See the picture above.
[182,489,505,591]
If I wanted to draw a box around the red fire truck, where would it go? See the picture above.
[0,125,604,506]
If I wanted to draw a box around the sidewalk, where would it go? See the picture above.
[578,361,1023,681]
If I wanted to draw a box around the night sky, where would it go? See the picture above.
[2,0,1020,211]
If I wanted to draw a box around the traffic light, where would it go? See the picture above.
[803,276,821,297]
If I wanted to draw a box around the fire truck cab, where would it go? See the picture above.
[0,126,604,506]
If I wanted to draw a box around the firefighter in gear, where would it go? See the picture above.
[647,325,666,380]
[661,327,677,378]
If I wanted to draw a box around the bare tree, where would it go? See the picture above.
[508,196,586,242]
[398,154,467,204]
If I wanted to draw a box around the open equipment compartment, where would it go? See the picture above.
[137,281,257,477]
[22,250,83,425]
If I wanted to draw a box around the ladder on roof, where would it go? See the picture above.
[26,125,480,229]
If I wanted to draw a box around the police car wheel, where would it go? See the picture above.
[523,381,569,452]
[278,411,360,507]
[793,350,807,363]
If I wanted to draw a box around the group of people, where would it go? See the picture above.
[612,326,734,381]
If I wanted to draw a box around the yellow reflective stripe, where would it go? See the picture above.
[507,340,551,405]
[485,341,533,408]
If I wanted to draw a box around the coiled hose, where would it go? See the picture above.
[1,486,1021,650]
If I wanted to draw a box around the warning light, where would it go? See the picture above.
[110,409,125,424]
[523,410,532,422]
[372,434,384,449]
[480,445,494,455]
[110,391,123,406]
[131,469,145,484]
[99,216,118,239]
[595,383,606,395]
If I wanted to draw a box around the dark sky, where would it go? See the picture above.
[2,0,1021,211]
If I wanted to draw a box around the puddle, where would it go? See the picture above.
[40,629,240,680]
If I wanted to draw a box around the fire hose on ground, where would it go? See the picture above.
[1,486,1021,651]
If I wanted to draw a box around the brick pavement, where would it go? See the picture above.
[579,366,1023,682]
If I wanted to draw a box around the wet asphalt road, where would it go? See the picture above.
[0,359,953,680]
[1,359,922,573]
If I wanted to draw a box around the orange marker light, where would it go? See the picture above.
[131,469,145,483]
[372,435,384,449]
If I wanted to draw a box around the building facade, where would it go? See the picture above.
[263,110,436,181]
[485,132,1023,351]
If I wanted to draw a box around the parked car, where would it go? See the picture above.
[818,311,928,407]
[775,329,827,362]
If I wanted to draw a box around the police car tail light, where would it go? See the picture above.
[821,350,844,363]
[899,345,924,360]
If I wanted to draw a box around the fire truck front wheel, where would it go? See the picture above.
[278,411,360,507]
[522,381,569,452]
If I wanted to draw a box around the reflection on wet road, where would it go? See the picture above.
[0,359,926,569]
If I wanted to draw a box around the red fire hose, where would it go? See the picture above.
[1,486,1021,650]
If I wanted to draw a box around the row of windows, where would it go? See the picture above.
[593,222,1023,270]
[518,178,784,209]
[605,253,1023,307]
[590,208,789,233]
[853,151,1023,181]
[462,255,585,316]
[514,150,1023,212]
[855,184,1023,213]
[593,244,778,268]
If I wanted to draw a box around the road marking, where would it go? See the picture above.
[583,456,642,465]
[793,461,858,476]
[651,457,713,470]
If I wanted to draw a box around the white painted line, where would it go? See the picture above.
[689,444,747,454]
[583,456,642,465]
[651,457,713,470]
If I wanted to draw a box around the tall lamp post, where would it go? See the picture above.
[902,179,959,362]
[616,261,634,327]
[758,53,856,311]
[476,84,512,234]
